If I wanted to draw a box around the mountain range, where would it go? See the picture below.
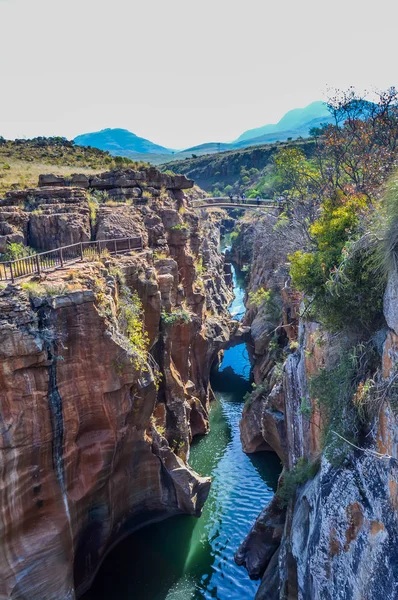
[74,128,173,157]
[73,101,332,164]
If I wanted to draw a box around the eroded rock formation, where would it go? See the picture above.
[0,168,233,599]
[0,167,197,252]
[233,213,398,600]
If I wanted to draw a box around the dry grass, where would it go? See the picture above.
[0,139,148,195]
[0,160,104,195]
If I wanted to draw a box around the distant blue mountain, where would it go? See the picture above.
[74,128,173,155]
[236,101,332,143]
[73,102,334,162]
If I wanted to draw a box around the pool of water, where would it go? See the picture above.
[83,261,281,600]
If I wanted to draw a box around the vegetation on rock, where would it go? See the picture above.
[0,137,144,195]
[3,242,36,261]
[161,139,315,197]
[161,308,191,325]
[276,457,320,505]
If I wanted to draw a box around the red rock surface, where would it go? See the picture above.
[0,170,234,599]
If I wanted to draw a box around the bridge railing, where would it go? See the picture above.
[0,236,143,283]
[191,197,274,206]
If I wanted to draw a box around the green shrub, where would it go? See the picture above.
[248,288,282,326]
[153,250,168,260]
[309,344,379,466]
[109,265,126,285]
[21,281,67,297]
[289,191,367,293]
[161,308,191,325]
[277,457,320,505]
[243,382,269,406]
[87,194,99,225]
[21,281,46,296]
[299,396,312,419]
[249,287,270,308]
[118,287,149,368]
[169,223,188,232]
[3,242,36,261]
[230,231,239,244]
[195,257,205,276]
[289,191,384,333]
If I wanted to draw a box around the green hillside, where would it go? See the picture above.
[161,138,315,197]
[0,137,141,195]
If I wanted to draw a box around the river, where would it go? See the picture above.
[83,253,281,600]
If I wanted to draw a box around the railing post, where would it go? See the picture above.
[35,254,41,276]
[80,242,84,261]
[97,240,101,256]
[128,237,131,251]
[9,262,14,284]
[59,247,64,267]
[114,239,117,255]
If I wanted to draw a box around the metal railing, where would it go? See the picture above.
[191,197,274,206]
[0,236,143,283]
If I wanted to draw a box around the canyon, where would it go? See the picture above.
[2,162,398,600]
[0,167,238,599]
[232,211,398,600]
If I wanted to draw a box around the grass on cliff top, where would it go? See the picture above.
[0,138,147,195]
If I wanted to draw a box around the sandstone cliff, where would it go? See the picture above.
[0,167,197,252]
[0,169,233,599]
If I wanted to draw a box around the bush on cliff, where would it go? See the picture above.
[309,343,380,466]
[118,288,149,368]
[288,191,385,333]
[277,457,320,505]
[161,308,190,326]
[248,288,282,329]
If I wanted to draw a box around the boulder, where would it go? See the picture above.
[38,173,66,186]
[95,207,143,241]
[28,212,90,250]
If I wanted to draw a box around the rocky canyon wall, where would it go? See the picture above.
[233,213,398,600]
[0,169,234,599]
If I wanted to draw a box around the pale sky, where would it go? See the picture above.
[0,0,397,149]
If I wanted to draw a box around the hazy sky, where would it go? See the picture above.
[0,0,396,149]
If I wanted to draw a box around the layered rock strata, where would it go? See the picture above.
[0,167,196,252]
[0,169,233,599]
[234,214,398,600]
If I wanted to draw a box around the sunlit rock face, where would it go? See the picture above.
[0,169,234,600]
[0,167,195,252]
[0,287,211,600]
[234,216,398,600]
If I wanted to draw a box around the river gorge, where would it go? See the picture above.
[83,250,281,600]
[3,164,398,600]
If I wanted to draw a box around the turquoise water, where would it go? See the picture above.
[83,261,281,600]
